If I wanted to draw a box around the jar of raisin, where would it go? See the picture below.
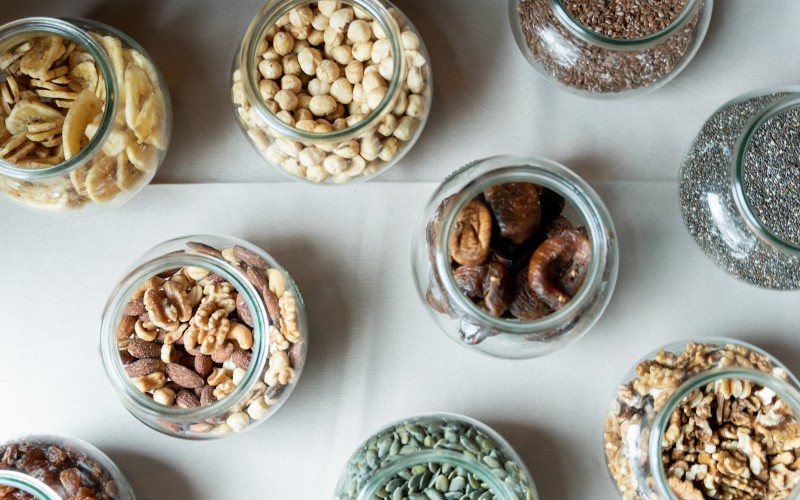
[334,413,538,499]
[100,235,307,439]
[411,155,618,359]
[0,435,134,499]
[0,17,171,215]
[603,338,800,499]
[509,0,712,98]
[231,0,432,183]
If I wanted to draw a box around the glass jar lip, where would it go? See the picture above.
[643,337,800,499]
[550,0,703,48]
[239,0,405,143]
[0,470,59,500]
[434,155,616,336]
[99,235,270,427]
[731,94,800,257]
[0,17,118,180]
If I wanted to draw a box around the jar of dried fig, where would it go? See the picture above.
[100,235,307,439]
[603,338,800,499]
[231,0,432,183]
[411,155,618,359]
[509,0,712,98]
[0,434,135,499]
[0,17,171,214]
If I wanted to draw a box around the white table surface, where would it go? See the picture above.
[1,1,799,500]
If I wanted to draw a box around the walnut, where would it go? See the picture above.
[668,476,704,500]
[192,302,230,354]
[143,287,180,331]
[202,282,236,313]
[163,280,192,322]
[264,350,294,386]
[278,291,301,343]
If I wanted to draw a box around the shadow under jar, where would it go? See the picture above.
[509,0,712,98]
[604,338,800,499]
[0,17,171,215]
[334,413,538,500]
[100,235,307,440]
[680,88,800,289]
[411,155,618,359]
[0,435,134,499]
[231,0,432,184]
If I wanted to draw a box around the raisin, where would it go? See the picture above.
[483,182,541,244]
[509,270,553,321]
[60,468,82,495]
[528,229,591,310]
[448,200,492,266]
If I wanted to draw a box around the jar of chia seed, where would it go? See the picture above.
[334,413,538,499]
[0,435,135,499]
[411,155,618,359]
[508,0,712,98]
[603,338,800,499]
[680,88,800,289]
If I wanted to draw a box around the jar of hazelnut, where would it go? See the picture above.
[231,0,432,183]
[411,155,618,359]
[100,235,307,439]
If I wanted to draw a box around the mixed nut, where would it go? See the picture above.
[116,241,304,437]
[232,1,431,183]
[426,182,591,342]
[604,342,800,499]
[0,29,167,211]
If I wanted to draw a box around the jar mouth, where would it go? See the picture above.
[0,471,58,500]
[0,17,118,180]
[239,0,405,143]
[731,95,800,257]
[100,240,270,428]
[435,155,615,337]
[551,0,701,48]
[647,338,800,499]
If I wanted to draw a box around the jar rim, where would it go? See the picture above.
[0,470,59,500]
[731,94,800,257]
[99,235,272,428]
[238,0,405,143]
[434,155,616,337]
[0,17,119,180]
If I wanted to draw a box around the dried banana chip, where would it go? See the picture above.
[62,90,102,159]
[126,140,157,172]
[19,36,64,79]
[116,151,142,190]
[0,132,28,157]
[85,155,120,202]
[4,98,64,135]
[123,64,154,138]
[68,61,99,92]
[69,164,90,196]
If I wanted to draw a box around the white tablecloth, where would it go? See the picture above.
[1,1,799,499]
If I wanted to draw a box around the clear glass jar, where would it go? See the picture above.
[411,155,618,359]
[334,413,538,499]
[509,0,713,98]
[0,435,134,499]
[0,17,171,215]
[100,235,307,439]
[680,88,800,289]
[604,339,800,499]
[231,0,432,184]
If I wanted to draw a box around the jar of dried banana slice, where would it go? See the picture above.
[0,17,171,214]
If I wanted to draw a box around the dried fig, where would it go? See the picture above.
[509,270,552,321]
[527,229,591,310]
[538,187,565,225]
[453,262,512,317]
[448,200,492,266]
[543,215,573,239]
[483,182,540,244]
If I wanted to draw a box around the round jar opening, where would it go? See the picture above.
[0,472,57,500]
[0,17,117,180]
[434,158,610,337]
[240,0,405,143]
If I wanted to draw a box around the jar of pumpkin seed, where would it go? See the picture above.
[334,413,538,499]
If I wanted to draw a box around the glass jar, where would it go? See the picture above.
[411,155,618,359]
[603,338,800,499]
[0,17,171,215]
[680,88,800,289]
[334,413,538,499]
[0,435,134,499]
[509,0,713,98]
[231,0,432,184]
[100,235,307,439]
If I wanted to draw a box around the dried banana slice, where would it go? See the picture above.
[4,98,64,135]
[116,151,142,190]
[123,64,154,140]
[19,36,65,79]
[84,155,120,203]
[62,90,102,159]
[126,140,157,172]
[68,61,99,92]
[91,33,125,86]
[69,164,90,196]
[0,132,28,158]
[133,94,164,147]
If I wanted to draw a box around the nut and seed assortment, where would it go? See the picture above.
[0,29,167,211]
[335,416,536,499]
[115,241,305,437]
[604,342,800,499]
[232,0,431,183]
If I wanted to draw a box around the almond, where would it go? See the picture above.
[124,358,161,378]
[119,349,137,365]
[233,245,267,268]
[175,389,200,408]
[128,338,161,358]
[236,292,253,327]
[288,342,304,369]
[117,314,137,340]
[246,266,268,291]
[194,354,212,378]
[232,349,251,370]
[166,363,205,388]
[200,385,216,407]
[123,299,146,316]
[186,241,222,258]
[262,287,281,325]
[211,342,234,363]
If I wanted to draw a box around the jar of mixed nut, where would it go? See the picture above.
[0,435,134,499]
[509,0,712,98]
[100,235,307,439]
[604,339,800,499]
[0,17,171,214]
[231,0,432,183]
[680,88,800,289]
[411,156,618,359]
[335,413,538,499]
